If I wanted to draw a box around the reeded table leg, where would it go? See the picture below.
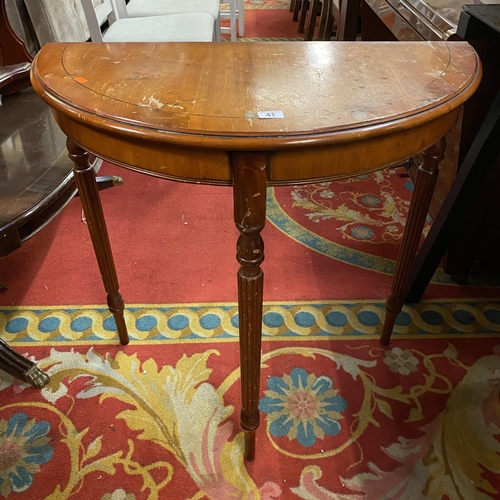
[380,137,446,345]
[67,139,129,346]
[0,338,50,388]
[232,152,267,461]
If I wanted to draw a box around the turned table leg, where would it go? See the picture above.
[67,139,129,346]
[0,338,50,388]
[380,137,446,345]
[232,152,267,461]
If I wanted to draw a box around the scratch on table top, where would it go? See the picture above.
[167,102,186,111]
[245,111,257,126]
[139,95,165,109]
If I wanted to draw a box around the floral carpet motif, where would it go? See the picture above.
[2,327,500,499]
[288,168,422,246]
[270,166,432,265]
[2,2,499,497]
[267,166,457,285]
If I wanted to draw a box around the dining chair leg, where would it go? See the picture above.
[232,151,267,461]
[237,0,244,36]
[230,0,237,40]
[338,0,360,40]
[67,138,129,346]
[318,0,328,39]
[380,137,446,345]
[298,0,309,33]
[290,0,296,12]
[305,0,321,40]
[293,0,302,22]
[318,0,333,40]
[0,338,50,388]
[214,17,222,41]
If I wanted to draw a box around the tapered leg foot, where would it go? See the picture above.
[233,152,267,461]
[25,365,50,388]
[380,138,446,345]
[95,175,124,191]
[244,430,256,461]
[380,292,401,345]
[67,138,129,346]
[0,338,50,388]
[108,293,128,346]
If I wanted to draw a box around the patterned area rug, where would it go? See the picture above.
[2,0,500,497]
[1,164,500,499]
[2,324,500,498]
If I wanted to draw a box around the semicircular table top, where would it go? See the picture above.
[32,41,480,145]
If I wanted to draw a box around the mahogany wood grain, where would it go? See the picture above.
[31,41,480,460]
[67,139,129,346]
[380,137,446,345]
[233,152,267,460]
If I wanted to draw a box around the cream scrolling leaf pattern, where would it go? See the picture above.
[289,349,500,499]
[35,348,262,499]
[289,169,430,246]
[1,343,500,498]
[256,345,457,461]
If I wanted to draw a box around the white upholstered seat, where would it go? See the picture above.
[126,0,219,20]
[124,0,222,41]
[81,0,214,42]
[123,0,244,41]
[102,13,214,42]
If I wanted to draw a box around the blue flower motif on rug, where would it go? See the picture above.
[351,225,375,240]
[0,413,53,496]
[259,368,348,447]
[361,195,381,206]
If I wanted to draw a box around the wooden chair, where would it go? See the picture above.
[318,0,340,40]
[305,0,340,40]
[293,0,302,23]
[303,0,322,39]
[336,0,360,40]
[298,0,310,33]
[80,0,214,42]
[236,0,245,37]
[297,0,340,40]
[219,0,237,41]
[218,0,244,40]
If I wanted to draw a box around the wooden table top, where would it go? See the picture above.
[32,42,480,149]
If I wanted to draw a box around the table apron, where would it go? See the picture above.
[52,107,460,186]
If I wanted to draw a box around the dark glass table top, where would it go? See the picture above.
[0,87,72,231]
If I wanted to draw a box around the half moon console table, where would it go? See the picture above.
[31,41,480,460]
